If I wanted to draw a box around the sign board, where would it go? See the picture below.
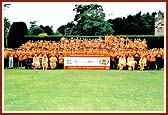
[64,56,110,70]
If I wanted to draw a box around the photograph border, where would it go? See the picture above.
[1,0,167,114]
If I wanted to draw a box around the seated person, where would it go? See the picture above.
[127,54,137,70]
[118,54,126,70]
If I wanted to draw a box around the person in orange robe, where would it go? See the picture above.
[149,53,156,70]
[58,54,64,69]
[118,54,126,70]
[18,54,24,68]
[32,54,40,69]
[127,54,137,70]
[4,48,9,68]
[42,54,48,70]
[139,55,147,71]
[50,54,58,70]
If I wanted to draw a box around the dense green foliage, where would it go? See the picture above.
[57,4,114,36]
[4,17,11,48]
[28,21,54,35]
[7,22,28,48]
[4,4,11,48]
[28,21,44,35]
[108,11,156,35]
[39,25,54,35]
[4,69,164,111]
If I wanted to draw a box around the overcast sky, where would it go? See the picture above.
[3,2,166,32]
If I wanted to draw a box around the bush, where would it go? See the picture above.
[39,33,48,37]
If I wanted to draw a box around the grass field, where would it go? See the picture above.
[3,69,164,112]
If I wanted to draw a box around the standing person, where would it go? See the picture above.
[4,48,9,68]
[139,55,147,71]
[8,49,15,68]
[32,54,40,69]
[156,52,162,70]
[146,54,151,70]
[22,54,28,68]
[161,49,164,70]
[114,53,120,70]
[58,53,64,69]
[134,53,140,70]
[110,52,115,69]
[18,54,24,68]
[149,54,156,70]
[15,49,21,68]
[38,53,43,69]
[13,54,19,68]
[24,50,33,69]
[42,54,48,70]
[49,54,58,70]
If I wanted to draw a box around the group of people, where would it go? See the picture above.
[4,35,164,70]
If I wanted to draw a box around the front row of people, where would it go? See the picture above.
[32,53,148,71]
[32,54,58,70]
[118,54,147,71]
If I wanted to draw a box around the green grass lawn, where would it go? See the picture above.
[3,69,164,112]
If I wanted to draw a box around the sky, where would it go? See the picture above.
[3,2,166,32]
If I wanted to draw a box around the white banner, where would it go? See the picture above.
[64,57,110,66]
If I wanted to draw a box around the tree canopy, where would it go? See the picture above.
[4,3,11,47]
[57,4,114,36]
[108,11,157,35]
[8,22,28,48]
[28,21,54,35]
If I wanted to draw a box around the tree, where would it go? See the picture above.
[57,21,75,35]
[3,3,11,47]
[8,22,28,48]
[54,31,63,36]
[108,11,157,35]
[72,4,114,36]
[29,26,44,35]
[57,4,114,36]
[39,25,54,35]
[28,21,44,35]
[4,17,11,47]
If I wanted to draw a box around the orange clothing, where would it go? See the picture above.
[4,50,9,58]
[33,56,40,64]
[50,56,57,69]
[139,57,147,66]
[58,56,64,64]
[42,56,48,64]
[150,55,156,62]
[18,55,24,61]
[42,56,48,69]
[9,51,15,57]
